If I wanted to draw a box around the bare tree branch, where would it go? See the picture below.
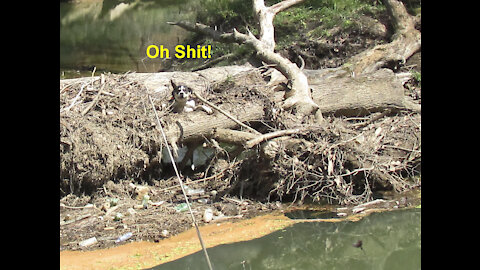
[269,0,305,15]
[168,0,323,118]
[253,0,305,50]
[166,21,236,43]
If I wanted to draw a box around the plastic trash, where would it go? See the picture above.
[203,208,214,223]
[197,198,209,204]
[113,213,123,221]
[115,232,133,244]
[79,237,97,247]
[185,186,205,196]
[142,194,150,208]
[174,203,189,212]
[110,197,119,206]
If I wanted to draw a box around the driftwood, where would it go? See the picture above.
[60,0,420,203]
[61,64,415,144]
[306,68,414,116]
[60,64,420,202]
[348,0,421,75]
[165,69,415,144]
[168,0,421,119]
[168,0,320,118]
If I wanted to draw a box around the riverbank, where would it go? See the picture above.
[60,178,283,251]
[60,213,294,270]
[60,1,421,267]
[60,64,420,254]
[60,188,419,269]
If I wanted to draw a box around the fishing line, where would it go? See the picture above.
[148,95,214,270]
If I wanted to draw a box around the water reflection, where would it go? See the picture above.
[148,209,420,270]
[60,0,199,78]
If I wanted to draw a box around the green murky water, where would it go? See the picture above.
[60,0,199,78]
[148,208,420,270]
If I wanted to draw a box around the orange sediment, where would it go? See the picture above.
[60,213,294,270]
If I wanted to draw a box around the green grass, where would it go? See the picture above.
[411,70,421,83]
[182,0,391,69]
[274,0,386,46]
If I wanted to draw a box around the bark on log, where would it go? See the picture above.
[210,128,258,145]
[305,68,408,116]
[164,103,265,144]
[60,65,414,143]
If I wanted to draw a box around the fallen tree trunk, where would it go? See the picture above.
[60,65,420,201]
[60,65,414,144]
[165,68,414,143]
[306,68,413,116]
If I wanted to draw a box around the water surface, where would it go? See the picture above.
[149,208,421,270]
[60,0,200,78]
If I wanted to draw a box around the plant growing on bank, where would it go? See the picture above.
[411,70,421,84]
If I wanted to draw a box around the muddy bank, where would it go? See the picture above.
[60,179,281,251]
[60,188,420,270]
[60,213,294,270]
[60,64,420,253]
[60,65,420,202]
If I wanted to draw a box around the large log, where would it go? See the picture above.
[61,65,414,142]
[161,67,414,143]
[306,68,409,116]
[163,102,265,144]
[60,65,419,194]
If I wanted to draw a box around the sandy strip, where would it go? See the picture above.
[60,213,295,270]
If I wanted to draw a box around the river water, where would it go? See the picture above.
[60,0,200,78]
[60,2,421,269]
[148,208,421,270]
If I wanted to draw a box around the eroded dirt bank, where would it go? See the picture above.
[60,65,420,253]
[60,213,295,270]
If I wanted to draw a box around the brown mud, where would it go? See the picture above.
[60,188,420,270]
[60,213,294,270]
